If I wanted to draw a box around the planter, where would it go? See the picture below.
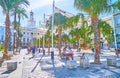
[107,58,116,66]
[7,61,17,71]
[80,58,89,68]
[66,60,77,69]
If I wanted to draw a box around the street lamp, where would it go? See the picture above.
[13,30,17,54]
[42,34,45,49]
[51,0,55,60]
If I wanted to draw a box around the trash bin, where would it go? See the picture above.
[51,51,54,60]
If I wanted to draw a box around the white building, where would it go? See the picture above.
[21,11,47,47]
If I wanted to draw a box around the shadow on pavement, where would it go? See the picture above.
[2,70,13,74]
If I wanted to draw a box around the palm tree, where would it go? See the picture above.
[66,14,80,29]
[69,28,81,51]
[98,20,113,48]
[0,0,15,59]
[80,21,93,49]
[112,0,120,10]
[12,0,29,54]
[61,34,69,47]
[54,13,67,55]
[45,30,51,53]
[74,0,111,64]
[16,8,28,50]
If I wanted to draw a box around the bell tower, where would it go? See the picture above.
[30,11,34,21]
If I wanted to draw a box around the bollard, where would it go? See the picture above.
[43,49,45,55]
[51,51,54,60]
[39,48,41,53]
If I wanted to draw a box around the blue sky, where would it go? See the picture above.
[0,0,117,27]
[0,0,79,27]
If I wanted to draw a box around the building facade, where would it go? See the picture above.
[21,11,47,47]
[0,25,14,50]
[114,13,120,49]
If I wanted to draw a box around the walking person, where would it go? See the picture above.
[27,46,31,54]
[32,46,35,57]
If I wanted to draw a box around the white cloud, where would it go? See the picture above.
[27,0,63,11]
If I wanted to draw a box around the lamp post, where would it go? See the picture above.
[42,34,45,49]
[51,0,55,60]
[112,11,118,57]
[13,30,17,54]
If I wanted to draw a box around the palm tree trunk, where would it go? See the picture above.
[48,39,50,53]
[77,38,79,51]
[98,29,101,52]
[18,14,21,53]
[58,28,62,55]
[3,14,10,59]
[91,17,100,64]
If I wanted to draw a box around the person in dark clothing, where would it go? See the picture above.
[32,46,35,57]
[39,48,41,53]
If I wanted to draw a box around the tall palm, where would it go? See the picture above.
[74,0,111,64]
[61,34,69,47]
[45,30,51,53]
[16,8,28,50]
[98,20,113,47]
[0,0,15,59]
[80,21,93,49]
[54,13,67,55]
[69,28,81,51]
[12,0,29,53]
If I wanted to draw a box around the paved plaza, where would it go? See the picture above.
[0,49,120,78]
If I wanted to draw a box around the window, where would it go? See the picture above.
[27,38,29,42]
[31,32,33,35]
[23,38,25,42]
[117,18,120,26]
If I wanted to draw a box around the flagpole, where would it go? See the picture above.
[51,0,55,60]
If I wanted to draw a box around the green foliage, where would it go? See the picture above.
[62,34,69,43]
[54,13,67,26]
[19,32,23,37]
[0,44,6,55]
[45,30,51,44]
[0,44,4,51]
[74,0,111,16]
[112,0,120,10]
[66,13,80,28]
[80,21,93,39]
[98,20,113,44]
